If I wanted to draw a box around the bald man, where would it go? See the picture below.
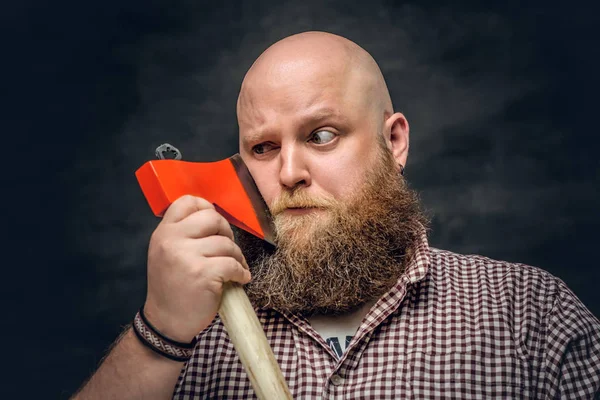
[74,32,600,399]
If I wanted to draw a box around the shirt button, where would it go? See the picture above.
[330,374,343,386]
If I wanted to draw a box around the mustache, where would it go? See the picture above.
[269,190,338,216]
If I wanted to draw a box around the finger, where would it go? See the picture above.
[192,236,248,269]
[178,208,234,241]
[211,257,252,285]
[162,195,214,224]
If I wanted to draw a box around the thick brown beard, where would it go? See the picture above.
[236,142,429,316]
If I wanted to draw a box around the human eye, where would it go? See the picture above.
[309,130,337,145]
[252,142,276,155]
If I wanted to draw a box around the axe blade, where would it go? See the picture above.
[135,153,275,245]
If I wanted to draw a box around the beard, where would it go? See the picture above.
[236,141,429,316]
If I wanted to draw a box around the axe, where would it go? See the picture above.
[135,144,292,399]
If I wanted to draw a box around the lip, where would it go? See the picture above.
[283,207,319,215]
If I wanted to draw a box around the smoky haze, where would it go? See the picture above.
[4,0,599,398]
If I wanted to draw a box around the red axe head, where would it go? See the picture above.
[135,149,275,245]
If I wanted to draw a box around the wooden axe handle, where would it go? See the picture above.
[219,283,293,399]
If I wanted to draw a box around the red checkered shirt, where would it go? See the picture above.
[173,229,600,399]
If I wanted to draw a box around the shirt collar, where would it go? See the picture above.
[399,223,431,285]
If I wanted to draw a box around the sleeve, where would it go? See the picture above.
[538,277,600,399]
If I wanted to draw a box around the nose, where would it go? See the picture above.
[279,144,311,189]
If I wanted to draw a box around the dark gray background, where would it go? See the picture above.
[4,0,599,398]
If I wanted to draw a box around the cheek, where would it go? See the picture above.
[247,163,279,205]
[310,155,366,200]
[315,137,382,200]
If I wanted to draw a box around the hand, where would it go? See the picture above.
[143,195,251,343]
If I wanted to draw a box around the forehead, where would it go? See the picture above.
[237,61,370,138]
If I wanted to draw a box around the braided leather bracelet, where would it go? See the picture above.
[132,307,196,362]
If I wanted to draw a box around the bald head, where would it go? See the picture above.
[237,32,393,133]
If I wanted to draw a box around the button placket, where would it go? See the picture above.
[330,374,344,386]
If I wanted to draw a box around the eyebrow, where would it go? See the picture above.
[241,131,267,148]
[309,107,351,126]
[241,107,351,147]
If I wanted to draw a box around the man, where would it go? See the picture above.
[74,32,600,399]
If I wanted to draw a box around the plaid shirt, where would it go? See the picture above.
[173,230,600,399]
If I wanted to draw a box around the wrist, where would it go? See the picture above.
[142,303,197,343]
[132,307,197,362]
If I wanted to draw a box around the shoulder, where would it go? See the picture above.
[428,247,560,290]
[422,247,575,321]
[428,246,556,283]
[417,248,600,397]
[424,246,599,326]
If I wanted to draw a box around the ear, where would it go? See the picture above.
[383,112,409,172]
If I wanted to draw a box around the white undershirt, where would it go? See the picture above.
[308,300,376,358]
